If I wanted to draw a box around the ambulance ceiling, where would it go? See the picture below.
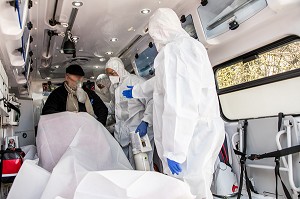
[30,0,185,81]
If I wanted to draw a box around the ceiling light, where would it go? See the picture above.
[54,65,60,69]
[78,48,84,52]
[158,1,161,4]
[72,1,83,7]
[128,27,134,32]
[94,52,103,57]
[94,66,100,69]
[105,51,113,55]
[110,38,118,42]
[99,57,106,62]
[90,76,95,79]
[141,9,151,14]
[45,77,51,80]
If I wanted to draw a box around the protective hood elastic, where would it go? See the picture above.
[105,57,130,83]
[148,8,190,52]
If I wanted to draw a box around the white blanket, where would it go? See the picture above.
[37,112,133,198]
[8,112,195,199]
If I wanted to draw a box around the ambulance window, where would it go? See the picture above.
[134,45,158,79]
[197,0,267,39]
[181,15,198,39]
[215,36,300,90]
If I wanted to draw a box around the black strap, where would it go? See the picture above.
[236,120,258,199]
[235,146,300,199]
[278,112,284,132]
[237,156,245,199]
[275,158,292,199]
[251,144,300,160]
[6,101,21,116]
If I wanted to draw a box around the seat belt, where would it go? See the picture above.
[236,120,258,199]
[234,111,300,199]
[275,112,291,199]
[234,144,300,199]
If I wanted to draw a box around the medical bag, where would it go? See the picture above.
[0,149,24,184]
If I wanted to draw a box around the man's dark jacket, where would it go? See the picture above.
[42,85,108,125]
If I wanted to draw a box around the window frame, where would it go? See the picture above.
[213,35,300,122]
[214,35,300,95]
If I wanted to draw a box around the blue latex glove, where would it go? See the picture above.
[122,86,134,99]
[167,158,182,175]
[135,121,148,137]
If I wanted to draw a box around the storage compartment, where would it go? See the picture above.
[197,0,267,39]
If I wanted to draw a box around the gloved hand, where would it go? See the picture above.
[167,158,182,175]
[135,121,148,137]
[122,86,134,99]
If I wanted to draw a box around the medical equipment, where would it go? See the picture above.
[130,131,152,171]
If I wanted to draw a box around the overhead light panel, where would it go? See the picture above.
[99,57,106,62]
[141,9,151,14]
[94,66,100,69]
[128,27,134,32]
[110,38,118,42]
[54,65,60,69]
[72,1,83,7]
[105,51,113,55]
[94,52,103,57]
[45,77,51,80]
[90,76,95,79]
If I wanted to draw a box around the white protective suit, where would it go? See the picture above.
[131,8,225,198]
[95,74,116,133]
[95,74,112,104]
[105,57,154,169]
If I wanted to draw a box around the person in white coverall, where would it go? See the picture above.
[122,8,225,198]
[105,57,154,169]
[95,74,116,134]
[94,74,112,104]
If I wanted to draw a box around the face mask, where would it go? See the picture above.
[109,76,120,85]
[76,87,87,103]
[76,81,83,89]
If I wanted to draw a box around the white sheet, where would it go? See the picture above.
[7,160,50,199]
[11,112,194,199]
[37,112,133,198]
[74,170,195,199]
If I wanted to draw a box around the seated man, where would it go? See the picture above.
[42,64,108,125]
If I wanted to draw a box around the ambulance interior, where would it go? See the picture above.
[0,0,300,198]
